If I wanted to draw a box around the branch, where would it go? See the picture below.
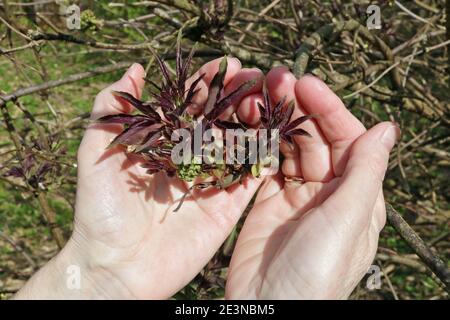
[386,203,450,293]
[293,19,360,77]
[36,192,65,249]
[0,229,37,270]
[28,31,154,51]
[0,61,138,107]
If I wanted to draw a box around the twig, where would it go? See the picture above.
[0,229,37,270]
[28,31,156,51]
[344,39,450,99]
[36,192,65,249]
[0,61,139,107]
[293,19,360,77]
[377,260,400,300]
[237,0,281,43]
[386,203,450,293]
[394,0,443,29]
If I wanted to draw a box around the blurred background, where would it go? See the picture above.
[0,0,448,299]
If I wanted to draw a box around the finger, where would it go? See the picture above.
[227,176,264,214]
[266,66,333,181]
[295,75,366,176]
[186,57,242,115]
[283,179,340,219]
[322,122,399,233]
[90,63,146,120]
[219,68,264,120]
[236,93,262,126]
[191,175,264,230]
[78,64,147,179]
[372,191,386,233]
[254,173,284,204]
[80,63,146,156]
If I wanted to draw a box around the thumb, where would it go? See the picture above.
[79,63,146,162]
[90,63,146,120]
[323,122,400,225]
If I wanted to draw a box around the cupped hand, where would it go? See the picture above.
[70,59,263,299]
[226,67,400,299]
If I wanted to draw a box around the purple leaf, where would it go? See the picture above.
[108,122,163,148]
[262,85,271,120]
[112,91,160,120]
[214,119,247,130]
[282,114,314,133]
[96,114,151,125]
[277,99,293,130]
[180,43,197,84]
[204,57,228,116]
[36,162,53,179]
[23,154,34,173]
[3,166,24,178]
[135,131,163,152]
[176,30,183,84]
[185,73,205,104]
[148,46,172,87]
[175,73,205,116]
[207,78,258,121]
[285,128,312,138]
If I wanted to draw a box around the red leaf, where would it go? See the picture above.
[108,122,163,148]
[96,114,151,125]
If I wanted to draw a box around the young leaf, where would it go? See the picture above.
[207,77,258,121]
[108,122,162,148]
[112,91,160,120]
[214,119,247,130]
[282,115,314,133]
[95,114,150,125]
[148,46,172,86]
[204,57,228,116]
[284,128,312,138]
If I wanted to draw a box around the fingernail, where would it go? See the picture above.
[381,123,400,149]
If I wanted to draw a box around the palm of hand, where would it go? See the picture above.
[72,60,262,299]
[226,67,395,299]
[226,178,381,299]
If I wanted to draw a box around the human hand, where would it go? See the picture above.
[15,59,263,299]
[226,67,400,299]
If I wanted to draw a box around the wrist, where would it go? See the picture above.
[14,236,134,299]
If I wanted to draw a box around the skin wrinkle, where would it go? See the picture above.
[330,138,356,175]
[93,265,137,299]
[66,235,136,299]
[284,181,330,216]
[228,249,265,296]
[254,221,301,296]
[284,255,314,297]
[264,221,326,298]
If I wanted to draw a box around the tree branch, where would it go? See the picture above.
[386,203,450,293]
